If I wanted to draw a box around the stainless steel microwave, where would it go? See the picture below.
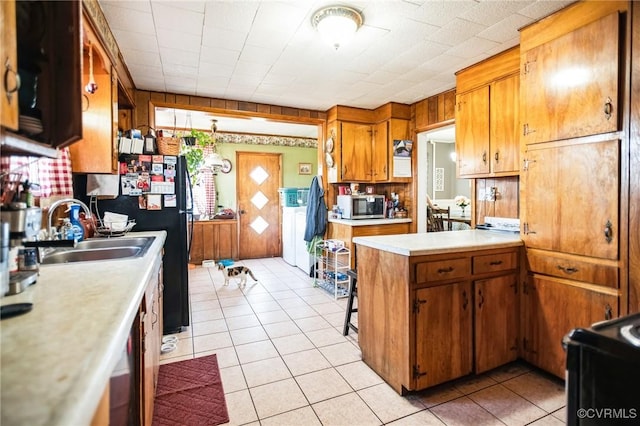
[337,195,385,219]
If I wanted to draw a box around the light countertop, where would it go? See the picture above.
[328,217,412,226]
[352,229,522,256]
[0,231,167,426]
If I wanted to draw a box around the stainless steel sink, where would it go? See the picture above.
[74,237,154,251]
[40,236,155,265]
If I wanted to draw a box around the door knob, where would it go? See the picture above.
[239,209,246,214]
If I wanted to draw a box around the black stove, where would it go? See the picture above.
[620,324,640,347]
[564,313,640,425]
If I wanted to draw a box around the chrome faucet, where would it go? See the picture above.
[46,198,93,240]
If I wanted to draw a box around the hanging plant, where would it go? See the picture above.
[181,129,216,185]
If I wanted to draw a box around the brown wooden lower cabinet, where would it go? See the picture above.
[357,245,520,394]
[414,282,473,389]
[521,274,618,378]
[190,220,238,264]
[475,273,519,373]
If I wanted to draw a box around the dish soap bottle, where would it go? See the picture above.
[68,204,84,242]
[61,219,75,241]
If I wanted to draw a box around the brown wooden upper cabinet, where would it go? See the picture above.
[68,12,119,174]
[414,89,455,131]
[326,103,411,184]
[0,0,82,157]
[520,12,621,144]
[522,139,619,261]
[1,0,19,131]
[455,47,520,178]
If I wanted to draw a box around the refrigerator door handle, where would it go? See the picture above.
[185,166,194,257]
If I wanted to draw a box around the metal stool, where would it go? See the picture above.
[343,269,358,336]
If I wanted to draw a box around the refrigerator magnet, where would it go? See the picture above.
[164,194,177,207]
[147,194,162,210]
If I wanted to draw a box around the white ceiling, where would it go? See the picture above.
[99,0,574,136]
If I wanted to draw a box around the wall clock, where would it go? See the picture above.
[221,159,232,174]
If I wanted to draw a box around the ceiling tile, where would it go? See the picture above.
[447,37,501,59]
[100,0,151,13]
[461,1,534,26]
[151,3,204,35]
[518,0,574,19]
[159,47,199,67]
[119,48,162,67]
[428,18,488,46]
[156,28,201,52]
[477,13,533,43]
[100,4,156,35]
[414,0,478,27]
[199,46,241,66]
[202,26,247,51]
[111,29,158,52]
[203,2,258,32]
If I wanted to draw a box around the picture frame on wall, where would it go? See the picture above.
[298,163,312,175]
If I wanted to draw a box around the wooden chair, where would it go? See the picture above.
[427,206,451,232]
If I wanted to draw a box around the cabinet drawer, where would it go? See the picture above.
[526,251,618,289]
[416,258,470,283]
[473,252,517,274]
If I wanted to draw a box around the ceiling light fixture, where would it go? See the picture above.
[312,6,363,50]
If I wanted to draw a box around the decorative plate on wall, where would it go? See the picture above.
[325,137,334,153]
[325,152,334,168]
[221,159,232,174]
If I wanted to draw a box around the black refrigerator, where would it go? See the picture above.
[76,154,193,334]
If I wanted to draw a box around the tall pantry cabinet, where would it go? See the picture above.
[519,1,630,378]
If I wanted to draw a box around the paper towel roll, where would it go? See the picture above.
[87,174,120,197]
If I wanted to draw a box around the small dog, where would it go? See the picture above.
[217,263,258,287]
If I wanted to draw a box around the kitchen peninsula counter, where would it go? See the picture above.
[352,230,523,394]
[352,229,522,256]
[0,231,167,426]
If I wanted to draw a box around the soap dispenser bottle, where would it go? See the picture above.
[68,204,84,242]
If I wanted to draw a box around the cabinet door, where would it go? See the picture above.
[456,86,490,176]
[520,12,620,144]
[190,222,205,263]
[1,0,19,130]
[522,275,618,378]
[490,74,519,174]
[414,282,472,389]
[217,222,237,260]
[388,119,411,183]
[203,222,217,261]
[341,122,372,181]
[372,121,388,182]
[475,274,518,373]
[69,17,115,173]
[522,140,619,260]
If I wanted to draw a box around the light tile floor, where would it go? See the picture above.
[160,258,567,425]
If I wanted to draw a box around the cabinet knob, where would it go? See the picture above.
[604,304,613,320]
[604,220,613,243]
[604,97,613,120]
[4,58,21,104]
[494,151,499,162]
[482,151,487,164]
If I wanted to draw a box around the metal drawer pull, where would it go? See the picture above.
[4,58,20,103]
[557,265,578,274]
[437,266,454,274]
[489,260,503,266]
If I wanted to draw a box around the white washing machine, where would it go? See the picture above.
[294,209,311,274]
[282,207,299,265]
